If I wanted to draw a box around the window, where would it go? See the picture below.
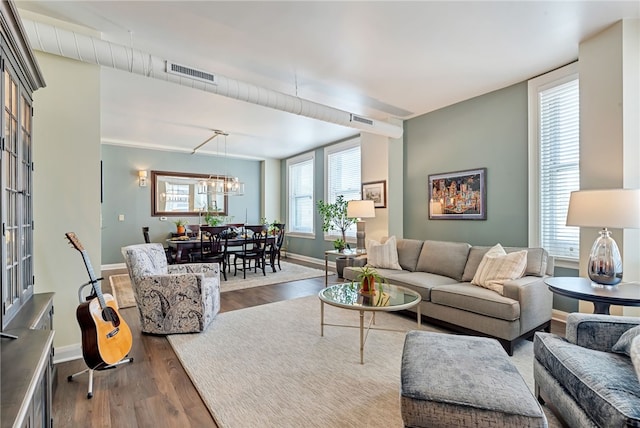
[287,152,315,235]
[528,63,580,265]
[324,138,361,239]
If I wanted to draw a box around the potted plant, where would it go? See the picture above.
[354,265,388,294]
[333,238,346,251]
[262,219,281,235]
[317,195,357,277]
[173,219,188,235]
[317,195,356,245]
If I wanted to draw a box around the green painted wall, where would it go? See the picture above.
[403,82,529,246]
[101,145,261,264]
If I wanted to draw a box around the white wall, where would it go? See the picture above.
[359,120,404,242]
[261,158,281,223]
[360,132,389,241]
[33,51,101,353]
[578,19,640,315]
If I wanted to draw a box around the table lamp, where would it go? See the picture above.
[347,200,375,253]
[566,189,640,286]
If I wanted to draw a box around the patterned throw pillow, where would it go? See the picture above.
[631,336,640,383]
[612,325,640,356]
[366,235,402,270]
[471,243,528,295]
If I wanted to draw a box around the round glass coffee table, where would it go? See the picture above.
[318,282,421,364]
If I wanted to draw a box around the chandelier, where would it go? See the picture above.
[197,175,245,196]
[193,130,245,196]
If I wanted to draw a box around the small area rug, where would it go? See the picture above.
[167,295,561,428]
[109,261,330,308]
[109,274,137,308]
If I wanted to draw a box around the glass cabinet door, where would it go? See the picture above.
[1,61,34,328]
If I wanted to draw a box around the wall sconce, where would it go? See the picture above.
[138,170,148,187]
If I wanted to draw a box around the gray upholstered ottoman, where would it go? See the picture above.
[401,331,547,428]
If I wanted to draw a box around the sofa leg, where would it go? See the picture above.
[499,339,514,356]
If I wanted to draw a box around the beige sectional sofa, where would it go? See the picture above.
[343,238,554,355]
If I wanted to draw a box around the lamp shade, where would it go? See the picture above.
[347,200,375,219]
[566,189,640,229]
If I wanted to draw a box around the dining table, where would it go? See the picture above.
[166,234,277,268]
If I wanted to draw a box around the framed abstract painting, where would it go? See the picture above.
[428,168,486,220]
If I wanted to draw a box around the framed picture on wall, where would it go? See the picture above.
[428,168,486,220]
[362,180,387,208]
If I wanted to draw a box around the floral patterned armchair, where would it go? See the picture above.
[121,243,220,334]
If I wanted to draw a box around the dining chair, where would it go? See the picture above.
[193,227,228,281]
[234,231,268,279]
[268,223,286,272]
[142,226,151,243]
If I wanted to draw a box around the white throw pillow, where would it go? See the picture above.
[471,243,528,295]
[366,235,402,270]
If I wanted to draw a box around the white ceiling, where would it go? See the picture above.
[15,1,640,160]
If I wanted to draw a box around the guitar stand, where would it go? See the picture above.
[67,358,134,399]
[67,280,134,399]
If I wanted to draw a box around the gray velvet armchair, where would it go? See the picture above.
[121,243,220,334]
[533,313,640,427]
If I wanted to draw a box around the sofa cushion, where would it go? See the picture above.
[394,238,424,272]
[613,325,640,356]
[471,244,527,295]
[462,246,548,282]
[385,271,460,301]
[366,235,402,270]
[535,332,640,427]
[415,240,470,281]
[430,283,520,321]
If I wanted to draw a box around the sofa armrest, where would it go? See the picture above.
[565,313,640,352]
[502,276,553,334]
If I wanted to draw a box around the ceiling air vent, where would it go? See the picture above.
[350,114,374,126]
[166,61,216,84]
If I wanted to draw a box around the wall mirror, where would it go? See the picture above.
[151,170,228,217]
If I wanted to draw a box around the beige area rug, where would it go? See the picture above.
[109,274,137,308]
[109,261,330,308]
[167,295,561,428]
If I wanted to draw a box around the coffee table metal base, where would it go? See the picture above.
[320,302,421,364]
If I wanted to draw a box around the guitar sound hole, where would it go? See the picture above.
[102,307,121,327]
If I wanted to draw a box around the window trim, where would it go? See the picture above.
[528,62,579,269]
[323,137,361,242]
[286,151,315,239]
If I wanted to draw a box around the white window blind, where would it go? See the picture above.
[532,70,580,261]
[287,154,314,234]
[325,140,361,239]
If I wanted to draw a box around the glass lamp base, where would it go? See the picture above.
[587,228,623,286]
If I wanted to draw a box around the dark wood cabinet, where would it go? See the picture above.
[0,2,50,428]
[2,293,55,428]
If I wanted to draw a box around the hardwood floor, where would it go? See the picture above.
[52,262,565,427]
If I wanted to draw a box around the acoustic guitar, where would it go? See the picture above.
[65,232,132,368]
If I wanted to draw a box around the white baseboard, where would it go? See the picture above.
[54,343,83,364]
[102,262,126,271]
[285,252,327,268]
